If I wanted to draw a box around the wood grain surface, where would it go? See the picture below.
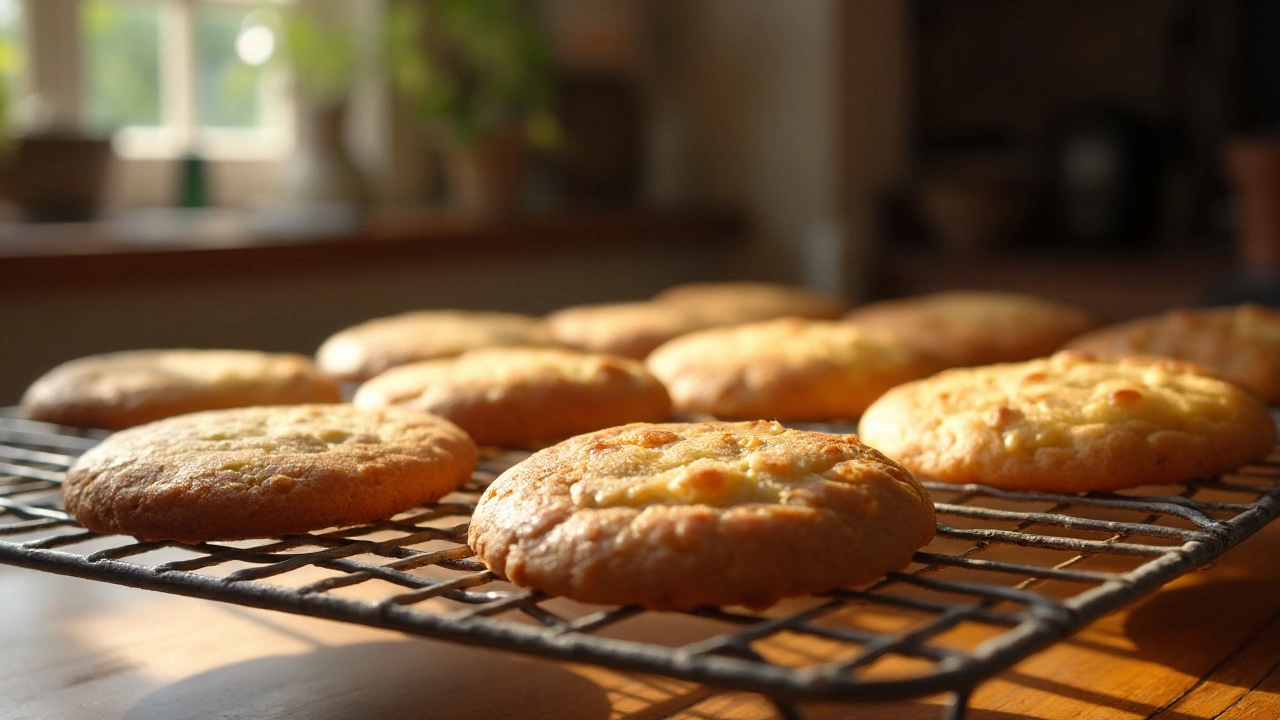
[4,511,1280,720]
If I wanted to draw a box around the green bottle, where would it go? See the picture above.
[177,152,208,208]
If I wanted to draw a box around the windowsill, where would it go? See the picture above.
[0,204,746,294]
[0,205,360,253]
[110,126,293,162]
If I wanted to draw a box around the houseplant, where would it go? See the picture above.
[386,0,559,214]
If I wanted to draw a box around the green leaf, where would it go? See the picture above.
[385,0,557,147]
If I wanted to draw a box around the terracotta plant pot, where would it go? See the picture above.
[1224,138,1280,270]
[0,132,113,222]
[916,156,1030,254]
[448,128,529,216]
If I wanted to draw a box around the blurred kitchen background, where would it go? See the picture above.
[2,0,1279,401]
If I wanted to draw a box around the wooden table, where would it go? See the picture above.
[4,513,1280,720]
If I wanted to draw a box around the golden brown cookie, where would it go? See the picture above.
[21,350,342,430]
[1065,304,1280,403]
[645,318,944,421]
[316,310,557,382]
[63,404,478,543]
[353,348,671,448]
[857,351,1276,492]
[845,291,1096,367]
[468,420,935,610]
[653,282,849,324]
[545,302,712,359]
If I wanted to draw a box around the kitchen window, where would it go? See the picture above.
[12,0,294,161]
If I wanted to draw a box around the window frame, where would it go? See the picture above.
[23,0,295,162]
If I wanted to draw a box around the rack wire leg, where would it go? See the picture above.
[942,688,971,720]
[769,697,806,720]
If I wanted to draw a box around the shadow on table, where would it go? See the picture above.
[986,578,1280,720]
[123,639,614,720]
[1121,577,1280,676]
[998,669,1195,719]
[670,694,1033,720]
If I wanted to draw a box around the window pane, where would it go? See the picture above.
[0,0,23,123]
[197,5,273,128]
[82,0,162,130]
[0,0,20,54]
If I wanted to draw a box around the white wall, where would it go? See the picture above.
[655,0,841,285]
[0,241,726,403]
[644,0,911,300]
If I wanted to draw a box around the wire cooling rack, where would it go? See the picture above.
[2,409,1279,720]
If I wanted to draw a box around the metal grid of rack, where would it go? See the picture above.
[2,408,1279,720]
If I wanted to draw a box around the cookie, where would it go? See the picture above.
[1065,304,1280,403]
[857,351,1276,492]
[353,348,672,448]
[316,310,557,382]
[653,282,849,324]
[63,404,478,543]
[21,350,342,430]
[645,318,944,420]
[545,302,711,359]
[845,291,1096,367]
[468,420,935,610]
